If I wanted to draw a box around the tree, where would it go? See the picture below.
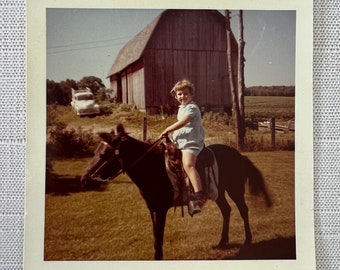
[237,10,246,145]
[225,10,245,150]
[46,79,62,104]
[77,76,105,96]
[59,79,77,105]
[46,77,107,106]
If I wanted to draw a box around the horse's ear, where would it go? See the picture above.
[117,124,130,141]
[117,124,125,134]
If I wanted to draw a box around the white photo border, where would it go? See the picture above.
[25,0,314,269]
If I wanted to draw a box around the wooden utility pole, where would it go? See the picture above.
[225,10,244,150]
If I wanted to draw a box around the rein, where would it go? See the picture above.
[128,137,165,169]
[91,136,166,182]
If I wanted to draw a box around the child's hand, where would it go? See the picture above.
[159,130,169,138]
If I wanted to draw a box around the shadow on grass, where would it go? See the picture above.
[223,236,296,260]
[46,171,133,195]
[45,171,108,195]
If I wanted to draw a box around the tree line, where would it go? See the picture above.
[245,85,295,97]
[46,76,106,105]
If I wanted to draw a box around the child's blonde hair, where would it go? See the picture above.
[170,79,195,97]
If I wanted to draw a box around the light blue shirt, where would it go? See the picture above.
[172,101,205,156]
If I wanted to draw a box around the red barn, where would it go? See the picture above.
[107,9,238,113]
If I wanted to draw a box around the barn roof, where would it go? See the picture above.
[107,10,230,78]
[107,12,162,78]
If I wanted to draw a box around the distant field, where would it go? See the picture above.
[44,151,295,260]
[244,96,295,121]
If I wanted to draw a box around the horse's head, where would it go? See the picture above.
[80,124,129,188]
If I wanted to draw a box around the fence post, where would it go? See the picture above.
[271,117,275,149]
[251,115,258,130]
[143,117,147,141]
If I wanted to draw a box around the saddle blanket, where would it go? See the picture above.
[164,146,219,203]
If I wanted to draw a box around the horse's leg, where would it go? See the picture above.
[150,210,167,260]
[215,191,232,247]
[232,195,252,245]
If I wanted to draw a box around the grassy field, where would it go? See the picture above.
[44,151,295,260]
[44,96,295,260]
[244,96,294,121]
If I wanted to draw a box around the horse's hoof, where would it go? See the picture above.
[154,251,163,260]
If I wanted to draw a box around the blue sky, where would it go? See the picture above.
[46,9,296,88]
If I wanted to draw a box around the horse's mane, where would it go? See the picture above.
[124,133,165,156]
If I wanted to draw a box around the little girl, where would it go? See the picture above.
[161,79,207,215]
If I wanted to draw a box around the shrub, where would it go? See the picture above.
[46,105,99,159]
[47,126,98,158]
[100,103,113,115]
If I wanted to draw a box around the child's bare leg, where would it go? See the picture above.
[181,151,202,192]
[182,151,207,216]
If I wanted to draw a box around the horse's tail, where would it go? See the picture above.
[244,156,273,207]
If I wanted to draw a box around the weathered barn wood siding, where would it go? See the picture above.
[118,64,145,108]
[128,67,145,109]
[121,72,128,103]
[143,10,231,111]
[110,78,119,101]
[146,10,226,51]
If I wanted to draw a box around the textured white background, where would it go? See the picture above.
[313,1,340,269]
[0,0,339,269]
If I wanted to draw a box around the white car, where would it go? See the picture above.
[71,88,100,116]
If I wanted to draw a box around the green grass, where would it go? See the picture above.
[44,96,295,259]
[44,151,295,260]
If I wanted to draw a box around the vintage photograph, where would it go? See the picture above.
[26,1,314,269]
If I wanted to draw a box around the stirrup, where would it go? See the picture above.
[188,200,201,217]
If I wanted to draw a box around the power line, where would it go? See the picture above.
[47,34,133,54]
[47,41,127,55]
[47,35,132,50]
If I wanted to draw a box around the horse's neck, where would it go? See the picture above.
[121,137,154,164]
[121,138,162,187]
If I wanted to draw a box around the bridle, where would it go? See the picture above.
[90,135,166,183]
[89,141,123,182]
